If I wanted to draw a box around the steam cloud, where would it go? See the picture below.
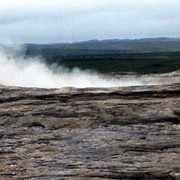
[0,44,158,88]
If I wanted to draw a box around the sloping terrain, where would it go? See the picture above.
[25,39,180,74]
[0,81,180,179]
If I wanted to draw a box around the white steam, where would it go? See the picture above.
[0,44,158,88]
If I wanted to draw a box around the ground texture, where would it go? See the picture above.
[0,82,180,179]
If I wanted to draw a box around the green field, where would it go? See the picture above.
[25,38,180,74]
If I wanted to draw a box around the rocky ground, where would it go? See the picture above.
[0,75,180,179]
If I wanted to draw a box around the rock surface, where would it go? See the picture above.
[0,83,180,179]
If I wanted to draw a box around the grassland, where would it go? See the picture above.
[25,39,180,74]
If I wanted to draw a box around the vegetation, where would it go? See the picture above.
[25,38,180,74]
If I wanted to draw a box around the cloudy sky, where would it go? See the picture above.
[0,0,180,43]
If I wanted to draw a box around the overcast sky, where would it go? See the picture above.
[0,0,180,43]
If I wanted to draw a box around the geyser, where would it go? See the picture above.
[0,44,158,88]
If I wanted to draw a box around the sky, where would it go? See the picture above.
[0,0,180,43]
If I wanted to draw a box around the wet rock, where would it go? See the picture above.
[0,83,180,179]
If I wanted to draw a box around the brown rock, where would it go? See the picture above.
[0,84,180,179]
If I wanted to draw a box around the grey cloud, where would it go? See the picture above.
[0,0,180,43]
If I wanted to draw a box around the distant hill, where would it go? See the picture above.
[23,38,180,74]
[73,37,180,44]
[1,38,180,74]
[26,37,180,46]
[25,37,180,58]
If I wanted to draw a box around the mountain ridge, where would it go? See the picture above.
[25,37,180,46]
